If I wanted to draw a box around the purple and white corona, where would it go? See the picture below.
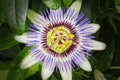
[15,0,106,80]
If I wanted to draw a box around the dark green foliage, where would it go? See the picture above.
[62,0,73,7]
[0,24,18,50]
[0,0,120,80]
[42,0,61,10]
[95,41,115,72]
[0,0,28,34]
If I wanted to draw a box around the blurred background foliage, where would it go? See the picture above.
[0,0,120,80]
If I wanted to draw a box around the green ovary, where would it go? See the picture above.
[47,26,74,54]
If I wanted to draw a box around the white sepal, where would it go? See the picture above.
[20,54,37,69]
[88,24,100,33]
[41,62,55,80]
[58,57,72,80]
[80,57,92,72]
[14,33,28,43]
[59,69,72,80]
[70,0,82,12]
[80,24,100,34]
[84,40,106,50]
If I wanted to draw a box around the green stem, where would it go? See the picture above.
[110,66,120,69]
[75,68,90,78]
[76,72,90,78]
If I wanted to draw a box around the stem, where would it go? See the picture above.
[79,73,90,78]
[75,72,90,78]
[110,66,120,69]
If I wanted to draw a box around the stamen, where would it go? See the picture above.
[46,26,75,54]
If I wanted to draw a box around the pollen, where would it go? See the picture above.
[47,26,74,54]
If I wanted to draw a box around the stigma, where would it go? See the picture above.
[47,26,75,54]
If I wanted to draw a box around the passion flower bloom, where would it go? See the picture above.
[15,0,106,80]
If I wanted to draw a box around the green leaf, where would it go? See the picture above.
[104,74,117,80]
[49,74,57,80]
[72,69,88,80]
[27,9,41,24]
[0,61,11,70]
[31,0,41,12]
[0,0,4,26]
[81,0,96,19]
[110,14,120,66]
[6,47,32,80]
[62,0,73,7]
[0,69,9,80]
[0,25,13,41]
[0,25,18,50]
[0,14,4,26]
[1,0,28,34]
[0,45,20,58]
[115,0,120,13]
[94,69,106,80]
[26,64,39,78]
[109,16,117,34]
[0,38,18,50]
[26,72,41,80]
[95,41,115,71]
[38,3,46,12]
[0,61,11,80]
[42,0,61,10]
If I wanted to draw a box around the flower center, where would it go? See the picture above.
[47,26,74,54]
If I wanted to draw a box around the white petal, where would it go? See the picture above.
[27,9,48,27]
[59,69,72,80]
[57,57,72,80]
[84,40,106,50]
[70,0,82,12]
[88,24,100,33]
[41,62,55,80]
[14,33,27,43]
[20,54,37,69]
[80,57,92,72]
[80,24,100,34]
[50,8,63,21]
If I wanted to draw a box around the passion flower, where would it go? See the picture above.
[15,0,106,80]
